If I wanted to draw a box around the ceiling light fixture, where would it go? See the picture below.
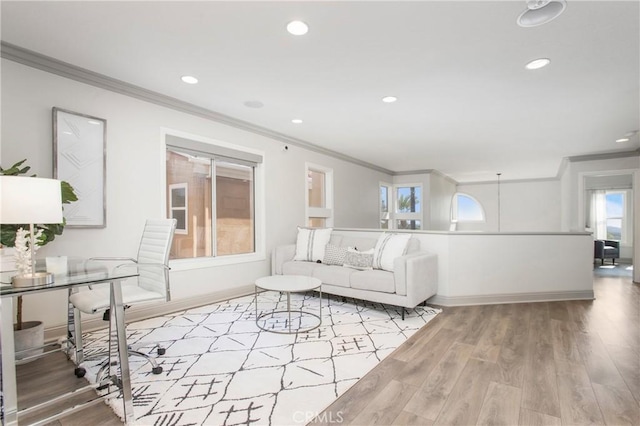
[244,101,264,109]
[616,138,629,143]
[382,96,398,103]
[292,119,303,124]
[181,75,198,84]
[287,21,309,36]
[525,58,551,70]
[517,0,567,27]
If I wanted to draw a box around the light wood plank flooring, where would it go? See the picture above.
[17,268,639,425]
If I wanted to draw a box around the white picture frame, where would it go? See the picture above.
[53,107,107,228]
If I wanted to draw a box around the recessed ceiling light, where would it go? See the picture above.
[181,75,198,84]
[291,119,303,124]
[287,21,309,36]
[525,58,551,70]
[616,138,629,143]
[244,100,264,109]
[382,96,397,103]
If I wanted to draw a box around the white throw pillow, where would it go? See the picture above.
[323,244,348,266]
[372,233,411,272]
[343,247,374,270]
[293,227,333,262]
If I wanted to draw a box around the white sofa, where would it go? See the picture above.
[271,233,438,318]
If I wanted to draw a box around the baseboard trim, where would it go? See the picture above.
[44,285,255,341]
[427,290,595,307]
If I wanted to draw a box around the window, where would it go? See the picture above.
[451,193,485,222]
[164,133,263,261]
[395,185,421,230]
[605,192,624,240]
[587,189,630,242]
[306,163,333,227]
[380,184,390,229]
[169,183,188,234]
[379,183,423,230]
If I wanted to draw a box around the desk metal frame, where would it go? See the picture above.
[1,266,137,425]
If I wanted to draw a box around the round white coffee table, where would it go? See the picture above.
[255,275,322,334]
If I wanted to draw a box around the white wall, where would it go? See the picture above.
[635,171,640,283]
[456,179,561,232]
[1,60,391,330]
[428,173,457,231]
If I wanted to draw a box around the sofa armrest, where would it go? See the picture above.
[393,251,438,307]
[594,240,605,257]
[272,244,296,275]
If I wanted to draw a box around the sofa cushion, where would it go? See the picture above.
[282,260,322,277]
[294,227,332,262]
[350,269,396,294]
[312,265,354,288]
[372,233,411,272]
[323,244,347,266]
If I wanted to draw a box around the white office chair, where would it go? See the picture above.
[67,218,176,378]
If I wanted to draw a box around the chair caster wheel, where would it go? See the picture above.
[74,367,86,378]
[152,366,163,374]
[157,348,166,356]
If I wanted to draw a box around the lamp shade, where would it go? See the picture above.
[0,176,63,224]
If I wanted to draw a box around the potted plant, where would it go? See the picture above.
[0,159,77,359]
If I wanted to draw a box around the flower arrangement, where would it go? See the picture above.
[0,159,77,329]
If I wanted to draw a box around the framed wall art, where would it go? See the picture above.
[53,107,107,228]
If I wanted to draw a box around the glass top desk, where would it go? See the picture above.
[1,259,137,425]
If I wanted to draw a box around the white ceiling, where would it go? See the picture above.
[2,1,639,182]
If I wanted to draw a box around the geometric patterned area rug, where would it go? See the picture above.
[79,292,440,425]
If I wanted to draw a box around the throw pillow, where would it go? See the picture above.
[372,233,411,272]
[324,244,347,266]
[343,247,374,270]
[293,227,333,262]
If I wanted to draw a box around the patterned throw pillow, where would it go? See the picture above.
[293,227,333,262]
[343,247,374,270]
[323,244,348,266]
[372,233,411,272]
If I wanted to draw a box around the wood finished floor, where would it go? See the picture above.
[17,268,639,426]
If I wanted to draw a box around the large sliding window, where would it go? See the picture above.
[165,134,262,260]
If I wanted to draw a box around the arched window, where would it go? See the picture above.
[451,192,485,222]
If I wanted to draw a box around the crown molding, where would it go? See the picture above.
[567,148,640,163]
[458,176,560,186]
[392,169,459,184]
[1,41,394,176]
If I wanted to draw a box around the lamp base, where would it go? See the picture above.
[12,272,55,288]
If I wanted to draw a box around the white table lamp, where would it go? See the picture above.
[0,175,63,287]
